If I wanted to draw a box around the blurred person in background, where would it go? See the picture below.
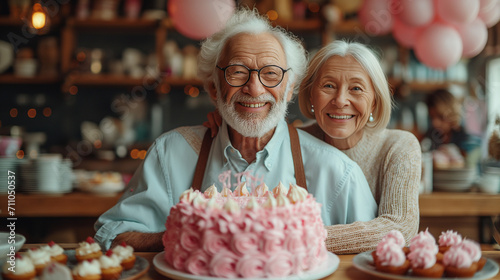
[424,89,482,169]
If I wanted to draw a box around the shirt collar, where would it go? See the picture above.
[217,119,288,171]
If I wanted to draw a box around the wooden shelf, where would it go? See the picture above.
[389,78,466,92]
[0,16,24,26]
[0,74,61,85]
[67,18,159,31]
[63,73,202,88]
[272,18,322,32]
[419,192,500,217]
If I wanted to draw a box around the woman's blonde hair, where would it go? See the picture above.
[298,40,393,132]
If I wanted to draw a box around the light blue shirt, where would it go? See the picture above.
[94,120,377,249]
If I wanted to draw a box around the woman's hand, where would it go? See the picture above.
[203,110,222,137]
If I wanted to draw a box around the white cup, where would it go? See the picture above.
[479,173,500,194]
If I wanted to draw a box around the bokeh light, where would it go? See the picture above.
[69,86,78,95]
[27,108,37,118]
[16,150,24,159]
[267,10,279,21]
[10,108,18,118]
[43,107,52,117]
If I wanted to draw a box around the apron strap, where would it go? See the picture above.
[288,124,308,190]
[191,125,308,191]
[191,129,213,191]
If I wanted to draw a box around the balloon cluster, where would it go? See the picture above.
[359,0,500,69]
[167,0,236,40]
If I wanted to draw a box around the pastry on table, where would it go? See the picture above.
[25,248,51,276]
[457,239,487,271]
[72,259,102,280]
[438,230,462,254]
[407,244,444,278]
[1,253,37,280]
[443,246,478,278]
[99,250,123,280]
[76,237,103,263]
[40,262,72,280]
[373,230,408,263]
[374,241,410,275]
[111,242,135,270]
[41,241,68,264]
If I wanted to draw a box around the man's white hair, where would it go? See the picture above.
[198,8,307,99]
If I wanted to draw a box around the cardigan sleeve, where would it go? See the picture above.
[323,132,422,254]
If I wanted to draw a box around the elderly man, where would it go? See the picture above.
[94,8,377,251]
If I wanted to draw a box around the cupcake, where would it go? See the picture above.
[457,239,487,271]
[407,245,444,278]
[99,250,123,280]
[41,241,68,264]
[111,242,135,270]
[443,246,478,278]
[438,230,462,253]
[25,248,51,276]
[1,253,37,280]
[409,229,442,263]
[72,259,102,280]
[374,241,410,275]
[76,237,103,263]
[40,262,72,280]
[373,230,408,263]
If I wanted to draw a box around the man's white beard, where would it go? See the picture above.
[216,91,289,138]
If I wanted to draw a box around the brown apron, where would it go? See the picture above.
[191,124,307,191]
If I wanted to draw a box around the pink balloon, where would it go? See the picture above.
[392,0,434,27]
[479,0,498,13]
[414,23,463,70]
[436,0,480,24]
[359,0,393,35]
[168,0,236,40]
[392,18,423,48]
[478,0,500,27]
[455,18,488,58]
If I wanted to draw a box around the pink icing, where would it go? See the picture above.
[381,230,406,247]
[376,241,407,267]
[408,248,437,269]
[236,255,266,278]
[162,190,327,278]
[410,229,437,253]
[457,240,481,262]
[438,230,463,247]
[443,246,473,268]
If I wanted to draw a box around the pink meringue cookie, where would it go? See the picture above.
[443,246,473,268]
[376,241,407,267]
[438,230,463,248]
[409,229,437,253]
[408,247,436,269]
[457,239,481,262]
[381,230,406,248]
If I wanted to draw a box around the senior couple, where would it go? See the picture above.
[95,8,421,254]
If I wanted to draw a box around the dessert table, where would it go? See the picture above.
[21,244,500,280]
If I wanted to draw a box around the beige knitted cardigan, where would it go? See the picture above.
[302,124,422,254]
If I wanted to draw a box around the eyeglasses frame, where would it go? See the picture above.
[216,64,291,88]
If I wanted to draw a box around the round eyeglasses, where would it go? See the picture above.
[216,64,290,88]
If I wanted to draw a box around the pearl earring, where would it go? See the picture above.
[369,113,374,122]
[311,105,315,113]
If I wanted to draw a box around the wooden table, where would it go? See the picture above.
[21,244,500,280]
[2,191,500,217]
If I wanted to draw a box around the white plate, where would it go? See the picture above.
[352,251,500,280]
[153,251,339,280]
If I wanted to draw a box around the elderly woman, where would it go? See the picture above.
[298,40,421,253]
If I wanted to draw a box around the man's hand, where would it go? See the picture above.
[203,110,223,137]
[111,232,164,252]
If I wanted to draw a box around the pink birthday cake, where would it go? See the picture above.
[162,182,328,278]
